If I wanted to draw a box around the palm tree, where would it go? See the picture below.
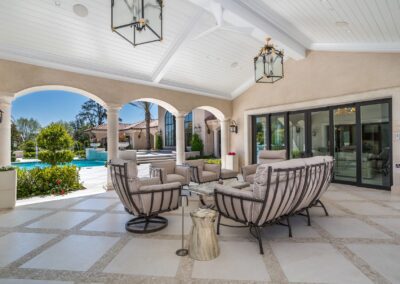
[129,101,153,150]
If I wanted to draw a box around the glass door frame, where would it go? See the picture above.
[251,98,393,190]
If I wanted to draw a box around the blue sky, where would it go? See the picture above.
[12,90,158,126]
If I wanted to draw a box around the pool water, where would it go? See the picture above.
[12,160,106,170]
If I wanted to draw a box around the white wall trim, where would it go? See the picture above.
[310,43,400,53]
[242,87,400,166]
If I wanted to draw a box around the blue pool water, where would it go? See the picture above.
[12,160,106,170]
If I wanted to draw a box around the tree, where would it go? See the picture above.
[37,123,74,166]
[191,133,204,155]
[11,119,23,150]
[77,100,107,127]
[15,118,41,142]
[129,101,153,150]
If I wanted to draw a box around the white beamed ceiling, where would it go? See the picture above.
[0,0,399,100]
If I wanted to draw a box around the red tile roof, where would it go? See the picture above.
[85,119,158,132]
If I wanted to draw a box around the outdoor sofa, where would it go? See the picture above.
[241,149,287,184]
[149,160,191,186]
[214,156,334,254]
[184,159,221,184]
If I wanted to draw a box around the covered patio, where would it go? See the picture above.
[0,184,399,283]
[1,0,400,283]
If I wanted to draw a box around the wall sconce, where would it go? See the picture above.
[0,109,3,123]
[229,120,238,133]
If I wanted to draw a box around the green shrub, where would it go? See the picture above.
[191,133,204,154]
[155,133,163,150]
[38,150,75,165]
[0,166,15,172]
[37,123,74,166]
[24,152,37,159]
[22,140,36,158]
[17,165,84,199]
[74,150,86,159]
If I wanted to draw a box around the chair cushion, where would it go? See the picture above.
[258,150,286,159]
[185,159,205,169]
[150,160,175,175]
[167,174,186,184]
[202,171,218,182]
[220,169,238,179]
[245,173,255,184]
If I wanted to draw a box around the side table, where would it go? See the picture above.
[188,208,220,261]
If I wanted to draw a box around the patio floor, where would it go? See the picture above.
[0,184,400,283]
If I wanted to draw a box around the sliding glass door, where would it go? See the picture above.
[270,114,286,150]
[360,102,391,187]
[251,99,392,190]
[333,106,357,183]
[310,110,330,156]
[289,112,306,158]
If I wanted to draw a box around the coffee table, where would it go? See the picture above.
[188,179,250,209]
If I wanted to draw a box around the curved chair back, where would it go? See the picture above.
[109,159,142,215]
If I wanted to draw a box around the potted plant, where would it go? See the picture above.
[0,166,17,209]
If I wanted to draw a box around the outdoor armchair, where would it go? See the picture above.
[109,158,182,234]
[185,159,221,184]
[149,160,190,186]
[241,150,287,183]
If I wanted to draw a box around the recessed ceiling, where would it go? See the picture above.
[0,0,398,100]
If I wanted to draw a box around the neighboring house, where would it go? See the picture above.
[158,107,221,157]
[85,119,158,150]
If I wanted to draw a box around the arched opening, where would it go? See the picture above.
[14,85,106,107]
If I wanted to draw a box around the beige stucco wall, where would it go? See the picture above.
[0,59,231,118]
[231,51,400,166]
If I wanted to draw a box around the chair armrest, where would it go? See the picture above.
[241,164,258,179]
[231,182,251,190]
[140,182,182,192]
[138,177,161,187]
[214,184,258,224]
[149,167,167,184]
[204,163,221,176]
[175,165,190,185]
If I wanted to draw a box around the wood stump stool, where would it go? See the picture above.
[188,208,220,261]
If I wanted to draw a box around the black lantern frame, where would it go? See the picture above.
[0,109,3,124]
[111,0,163,47]
[254,38,284,83]
[229,120,238,134]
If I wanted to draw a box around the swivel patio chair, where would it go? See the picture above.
[184,159,221,184]
[149,160,190,187]
[109,158,182,234]
[241,150,287,184]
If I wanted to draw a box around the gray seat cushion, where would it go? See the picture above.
[167,174,186,184]
[202,171,218,182]
[245,173,255,184]
[220,169,238,179]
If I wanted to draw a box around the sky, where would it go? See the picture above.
[12,90,158,127]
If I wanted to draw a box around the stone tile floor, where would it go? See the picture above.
[0,183,399,283]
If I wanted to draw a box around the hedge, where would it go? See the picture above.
[17,165,84,199]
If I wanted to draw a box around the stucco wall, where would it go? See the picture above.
[231,51,400,166]
[0,59,231,118]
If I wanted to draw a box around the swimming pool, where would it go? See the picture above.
[12,160,106,170]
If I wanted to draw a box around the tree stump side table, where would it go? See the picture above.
[188,208,220,261]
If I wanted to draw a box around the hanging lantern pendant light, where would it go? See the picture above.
[111,0,163,47]
[254,38,284,83]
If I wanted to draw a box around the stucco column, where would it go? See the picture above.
[106,105,120,190]
[220,119,229,169]
[175,112,185,165]
[0,96,12,167]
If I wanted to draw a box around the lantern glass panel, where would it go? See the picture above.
[255,56,264,82]
[112,0,162,46]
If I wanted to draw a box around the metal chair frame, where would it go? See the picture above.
[110,162,182,234]
[214,160,334,254]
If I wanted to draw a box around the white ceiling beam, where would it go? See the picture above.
[214,0,306,60]
[152,10,205,83]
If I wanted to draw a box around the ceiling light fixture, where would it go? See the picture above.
[73,4,88,17]
[254,38,284,84]
[54,0,61,6]
[230,62,238,69]
[111,0,163,47]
